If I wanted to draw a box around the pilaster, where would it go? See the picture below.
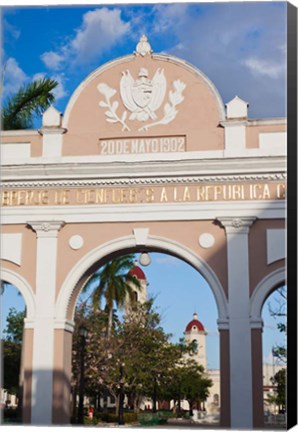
[251,319,265,428]
[217,216,256,429]
[26,220,65,425]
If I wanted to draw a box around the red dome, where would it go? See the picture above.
[185,313,205,332]
[128,265,146,280]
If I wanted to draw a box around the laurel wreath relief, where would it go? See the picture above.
[97,83,130,132]
[97,79,186,132]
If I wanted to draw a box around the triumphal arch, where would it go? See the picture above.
[1,36,286,428]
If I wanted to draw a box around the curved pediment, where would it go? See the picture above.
[62,36,225,156]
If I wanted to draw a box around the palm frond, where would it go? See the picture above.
[2,77,58,130]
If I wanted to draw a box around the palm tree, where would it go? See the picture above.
[1,77,58,130]
[84,255,141,338]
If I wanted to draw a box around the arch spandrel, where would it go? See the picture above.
[62,50,225,156]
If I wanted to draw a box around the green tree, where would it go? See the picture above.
[3,307,25,343]
[71,303,113,420]
[268,286,287,364]
[119,299,181,413]
[270,368,286,412]
[2,308,26,395]
[1,77,58,130]
[179,360,212,415]
[83,255,141,337]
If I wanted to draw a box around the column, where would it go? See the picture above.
[27,221,65,425]
[20,324,34,424]
[217,217,256,429]
[52,321,74,424]
[251,319,264,428]
[218,320,230,427]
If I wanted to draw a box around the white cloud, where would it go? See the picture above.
[52,74,68,100]
[32,72,45,81]
[149,2,287,118]
[33,72,67,101]
[40,7,130,70]
[4,19,20,40]
[71,8,130,64]
[152,4,188,33]
[243,58,285,79]
[3,57,28,95]
[41,51,64,70]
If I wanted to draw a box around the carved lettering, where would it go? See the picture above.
[160,187,168,202]
[99,136,186,155]
[277,183,286,199]
[0,182,286,207]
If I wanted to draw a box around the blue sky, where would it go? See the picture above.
[2,1,287,122]
[1,252,286,370]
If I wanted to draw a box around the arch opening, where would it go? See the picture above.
[261,284,287,427]
[1,280,27,424]
[70,249,222,425]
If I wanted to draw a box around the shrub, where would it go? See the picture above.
[138,412,168,426]
[3,408,21,423]
[123,412,138,423]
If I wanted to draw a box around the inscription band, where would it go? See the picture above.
[0,182,286,207]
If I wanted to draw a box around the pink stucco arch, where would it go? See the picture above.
[1,267,36,321]
[55,234,229,325]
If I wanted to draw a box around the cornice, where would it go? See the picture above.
[1,173,286,189]
[1,156,286,184]
[247,118,287,126]
[1,130,40,137]
[221,118,287,127]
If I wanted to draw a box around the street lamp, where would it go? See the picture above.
[139,251,151,266]
[118,362,125,425]
[77,325,88,424]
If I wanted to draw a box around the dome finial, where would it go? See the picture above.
[193,312,198,320]
[135,35,153,57]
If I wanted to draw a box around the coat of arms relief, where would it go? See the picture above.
[97,36,186,132]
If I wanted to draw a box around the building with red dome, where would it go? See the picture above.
[184,313,207,369]
[125,260,148,313]
[183,313,220,416]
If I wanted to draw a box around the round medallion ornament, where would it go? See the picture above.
[199,233,215,249]
[69,235,84,250]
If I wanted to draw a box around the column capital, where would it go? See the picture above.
[38,127,67,136]
[216,217,257,234]
[54,319,75,333]
[27,220,65,238]
[250,317,264,330]
[217,318,230,330]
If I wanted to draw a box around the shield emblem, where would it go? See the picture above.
[132,82,153,108]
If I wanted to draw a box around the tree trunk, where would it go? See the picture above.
[133,394,141,413]
[107,307,113,338]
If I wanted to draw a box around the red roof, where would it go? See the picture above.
[185,314,205,332]
[128,265,146,280]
